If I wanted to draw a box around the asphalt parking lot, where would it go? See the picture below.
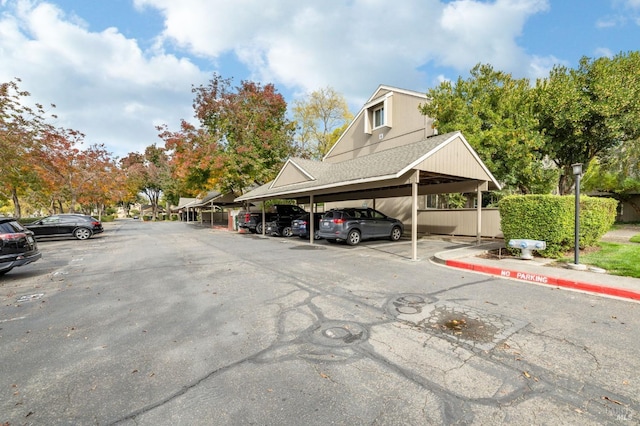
[1,220,639,425]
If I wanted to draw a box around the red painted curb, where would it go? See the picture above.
[445,259,640,301]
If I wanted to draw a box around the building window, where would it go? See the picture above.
[364,93,393,134]
[373,105,384,128]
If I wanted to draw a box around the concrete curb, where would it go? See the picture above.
[443,258,640,302]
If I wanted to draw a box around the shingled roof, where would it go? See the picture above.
[236,131,500,203]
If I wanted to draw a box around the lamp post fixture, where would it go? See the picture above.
[572,163,583,267]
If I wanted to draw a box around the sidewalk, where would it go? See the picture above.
[432,240,640,302]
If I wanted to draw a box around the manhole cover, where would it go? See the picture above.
[308,321,368,347]
[385,294,436,317]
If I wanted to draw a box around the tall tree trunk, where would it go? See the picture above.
[11,187,21,219]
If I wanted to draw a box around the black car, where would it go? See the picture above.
[291,213,323,240]
[0,218,42,275]
[26,214,104,240]
[265,217,296,237]
[318,208,404,245]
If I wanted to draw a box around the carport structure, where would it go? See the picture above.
[236,130,500,261]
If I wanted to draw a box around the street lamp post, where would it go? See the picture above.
[572,163,583,267]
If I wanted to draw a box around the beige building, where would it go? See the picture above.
[237,85,501,260]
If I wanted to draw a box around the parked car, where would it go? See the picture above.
[318,208,404,246]
[25,214,104,240]
[265,217,296,237]
[0,218,42,275]
[291,213,324,240]
[237,204,306,234]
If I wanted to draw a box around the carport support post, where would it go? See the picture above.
[411,171,418,261]
[476,184,482,245]
[309,194,315,245]
[261,203,266,236]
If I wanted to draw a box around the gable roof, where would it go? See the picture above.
[323,85,428,161]
[236,131,500,202]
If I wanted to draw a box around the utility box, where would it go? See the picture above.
[508,239,546,260]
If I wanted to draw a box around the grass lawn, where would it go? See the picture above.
[572,242,640,278]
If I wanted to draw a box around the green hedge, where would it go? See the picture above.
[499,195,617,258]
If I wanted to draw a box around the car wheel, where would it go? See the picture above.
[326,238,337,244]
[74,227,92,240]
[256,222,263,234]
[313,230,321,240]
[346,229,361,246]
[281,227,293,237]
[390,226,402,241]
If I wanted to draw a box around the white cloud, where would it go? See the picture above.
[137,0,550,104]
[1,0,554,157]
[0,0,207,158]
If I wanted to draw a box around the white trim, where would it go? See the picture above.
[268,158,316,189]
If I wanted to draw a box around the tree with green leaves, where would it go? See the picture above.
[420,64,557,194]
[533,51,640,194]
[292,86,353,159]
[583,137,640,217]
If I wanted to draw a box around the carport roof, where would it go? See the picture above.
[235,131,500,203]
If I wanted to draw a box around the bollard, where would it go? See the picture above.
[508,239,546,260]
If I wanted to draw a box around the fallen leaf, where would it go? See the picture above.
[523,371,531,378]
[320,373,329,379]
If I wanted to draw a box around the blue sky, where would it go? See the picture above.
[1,0,639,158]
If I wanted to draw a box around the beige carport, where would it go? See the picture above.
[236,131,500,261]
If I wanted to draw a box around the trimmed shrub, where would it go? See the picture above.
[579,197,617,247]
[499,195,617,258]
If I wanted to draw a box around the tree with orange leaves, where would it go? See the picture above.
[0,79,55,218]
[173,74,296,197]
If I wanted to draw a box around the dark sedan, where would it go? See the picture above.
[0,218,41,275]
[26,214,103,240]
[291,213,323,240]
[318,208,404,245]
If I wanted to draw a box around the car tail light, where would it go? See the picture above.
[244,213,251,222]
[0,233,26,241]
[92,221,101,226]
[332,218,345,224]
